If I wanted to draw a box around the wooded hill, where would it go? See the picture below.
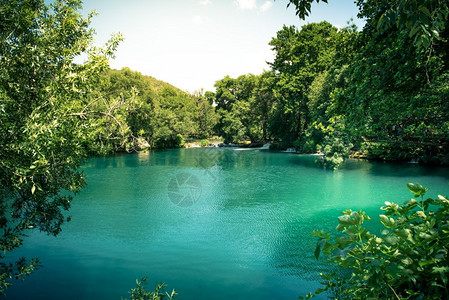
[86,67,217,154]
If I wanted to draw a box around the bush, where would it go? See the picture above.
[155,134,185,149]
[362,141,421,162]
[317,136,352,170]
[300,138,318,153]
[199,139,210,147]
[122,277,177,300]
[303,183,449,299]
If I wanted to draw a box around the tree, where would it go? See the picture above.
[95,68,218,150]
[0,0,123,293]
[282,0,449,165]
[213,74,259,143]
[333,1,449,164]
[285,0,448,50]
[250,71,276,142]
[192,90,218,139]
[268,22,339,148]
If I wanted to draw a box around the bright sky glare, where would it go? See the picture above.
[81,0,364,93]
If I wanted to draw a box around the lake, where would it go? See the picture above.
[6,148,449,299]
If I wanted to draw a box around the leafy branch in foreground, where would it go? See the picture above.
[302,183,449,299]
[122,277,177,300]
[0,0,124,293]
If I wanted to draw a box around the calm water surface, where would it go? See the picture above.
[7,148,449,299]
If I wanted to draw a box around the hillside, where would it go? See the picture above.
[86,67,217,153]
[107,67,185,95]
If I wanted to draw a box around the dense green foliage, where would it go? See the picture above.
[288,0,448,50]
[0,0,128,292]
[91,68,218,153]
[209,20,358,165]
[210,0,449,168]
[305,183,449,299]
[213,74,262,143]
[334,1,449,166]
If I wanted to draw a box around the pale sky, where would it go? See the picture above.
[80,0,364,93]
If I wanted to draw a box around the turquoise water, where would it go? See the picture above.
[7,148,449,299]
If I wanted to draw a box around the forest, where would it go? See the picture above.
[56,4,449,170]
[0,0,448,298]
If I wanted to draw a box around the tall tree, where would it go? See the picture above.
[268,22,338,147]
[251,71,276,141]
[283,0,449,165]
[213,74,259,143]
[335,1,449,163]
[0,0,123,292]
[192,90,219,139]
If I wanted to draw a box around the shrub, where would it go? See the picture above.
[199,139,210,147]
[317,136,352,170]
[303,183,449,299]
[122,277,177,300]
[155,134,185,149]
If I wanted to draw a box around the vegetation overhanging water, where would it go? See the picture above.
[1,0,448,298]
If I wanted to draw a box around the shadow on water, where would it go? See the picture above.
[354,160,449,178]
[287,154,449,178]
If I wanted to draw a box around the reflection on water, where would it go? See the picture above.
[7,149,449,300]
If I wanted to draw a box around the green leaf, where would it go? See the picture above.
[437,195,449,204]
[338,214,351,226]
[407,183,428,197]
[419,6,431,18]
[415,210,427,219]
[419,260,434,267]
[418,232,433,240]
[377,13,386,31]
[314,243,321,260]
[380,215,395,228]
[401,257,413,265]
[393,229,406,238]
[409,24,421,37]
[350,211,360,224]
[384,235,399,245]
[435,249,447,260]
[432,266,449,285]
